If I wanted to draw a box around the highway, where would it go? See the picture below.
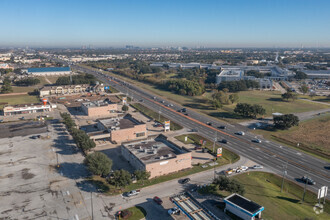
[70,64,329,196]
[47,55,329,196]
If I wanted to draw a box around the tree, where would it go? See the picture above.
[122,105,129,112]
[294,71,307,80]
[1,77,13,94]
[281,92,297,102]
[273,114,299,130]
[84,152,112,176]
[229,93,239,104]
[212,99,222,109]
[15,77,40,86]
[213,176,245,195]
[234,103,266,118]
[109,169,132,187]
[134,170,151,184]
[300,85,309,94]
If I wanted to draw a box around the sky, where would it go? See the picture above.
[1,0,330,48]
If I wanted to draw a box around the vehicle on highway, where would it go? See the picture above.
[169,104,173,107]
[301,176,316,185]
[180,178,191,184]
[218,125,226,129]
[235,131,245,135]
[153,196,163,205]
[20,117,25,120]
[153,96,156,99]
[124,189,140,197]
[181,108,187,112]
[221,139,228,144]
[168,207,180,215]
[206,122,212,126]
[139,99,144,102]
[184,113,189,116]
[253,165,263,169]
[252,139,262,143]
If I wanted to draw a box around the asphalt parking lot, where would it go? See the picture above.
[0,121,93,219]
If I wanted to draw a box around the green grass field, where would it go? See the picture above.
[0,94,40,110]
[200,172,329,220]
[118,206,147,220]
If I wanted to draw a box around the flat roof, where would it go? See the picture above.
[122,135,187,164]
[219,68,244,77]
[99,114,143,130]
[28,67,70,73]
[82,101,115,108]
[225,194,263,215]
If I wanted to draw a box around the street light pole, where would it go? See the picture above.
[91,192,94,220]
[281,161,288,193]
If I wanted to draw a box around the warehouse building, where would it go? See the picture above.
[89,114,147,143]
[224,194,264,220]
[81,101,118,117]
[2,102,55,116]
[39,84,100,97]
[26,67,71,76]
[121,134,192,178]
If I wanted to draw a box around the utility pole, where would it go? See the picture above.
[302,177,307,202]
[281,161,288,193]
[91,192,94,220]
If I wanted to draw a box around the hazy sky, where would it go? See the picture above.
[2,0,330,48]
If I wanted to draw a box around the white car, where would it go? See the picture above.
[240,166,249,171]
[168,207,180,215]
[253,165,263,169]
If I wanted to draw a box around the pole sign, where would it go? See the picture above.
[217,147,222,157]
[122,97,127,104]
[164,121,170,132]
[318,186,328,199]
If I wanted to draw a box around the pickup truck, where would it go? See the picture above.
[125,189,140,197]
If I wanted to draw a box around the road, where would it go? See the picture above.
[70,63,329,197]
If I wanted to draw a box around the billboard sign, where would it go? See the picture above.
[217,147,222,157]
[318,186,328,199]
[122,97,127,104]
[164,121,170,131]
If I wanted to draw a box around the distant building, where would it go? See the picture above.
[89,114,147,143]
[216,68,251,84]
[27,67,71,76]
[303,70,330,79]
[121,134,192,178]
[0,63,13,69]
[81,101,118,117]
[39,84,105,97]
[224,194,264,220]
[2,102,56,116]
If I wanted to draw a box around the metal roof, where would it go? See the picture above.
[27,67,70,73]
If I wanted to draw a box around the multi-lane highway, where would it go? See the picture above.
[47,54,329,195]
[70,64,329,195]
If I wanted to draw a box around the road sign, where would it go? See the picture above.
[122,97,127,104]
[164,121,170,132]
[318,186,328,199]
[217,147,222,157]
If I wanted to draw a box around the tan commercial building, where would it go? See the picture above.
[2,102,55,116]
[89,114,147,143]
[121,135,192,179]
[81,101,118,117]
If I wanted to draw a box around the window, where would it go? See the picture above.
[136,132,145,137]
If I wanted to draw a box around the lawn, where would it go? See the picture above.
[130,103,183,131]
[254,113,330,161]
[11,86,36,93]
[0,94,40,110]
[118,206,147,220]
[175,133,240,163]
[200,172,329,220]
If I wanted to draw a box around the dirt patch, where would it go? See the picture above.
[274,114,330,158]
[21,168,35,180]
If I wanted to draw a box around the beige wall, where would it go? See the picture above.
[83,104,118,117]
[111,124,146,143]
[146,152,192,179]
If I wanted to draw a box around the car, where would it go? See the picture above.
[168,207,180,215]
[169,104,174,107]
[194,146,202,150]
[206,122,212,126]
[218,125,226,129]
[181,108,187,112]
[184,113,189,116]
[221,139,228,144]
[30,135,38,139]
[301,176,316,185]
[181,178,191,184]
[125,189,140,197]
[240,166,249,171]
[252,139,262,143]
[253,165,263,169]
[235,131,245,135]
[153,196,163,205]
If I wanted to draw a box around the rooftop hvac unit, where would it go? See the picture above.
[159,156,164,160]
[167,154,172,157]
[153,150,157,154]
[143,149,147,153]
[152,145,158,149]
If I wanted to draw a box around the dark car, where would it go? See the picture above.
[184,113,189,116]
[221,139,228,144]
[182,108,187,112]
[153,196,163,205]
[181,178,191,184]
[206,122,212,126]
[218,125,226,129]
[301,176,316,185]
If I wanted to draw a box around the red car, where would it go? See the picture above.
[153,196,163,205]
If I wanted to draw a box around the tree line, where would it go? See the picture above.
[56,73,96,85]
[218,80,260,92]
[162,79,205,96]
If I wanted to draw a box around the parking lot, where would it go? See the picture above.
[0,121,94,219]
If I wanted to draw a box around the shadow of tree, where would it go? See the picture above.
[52,135,79,155]
[76,179,110,193]
[267,97,285,102]
[208,111,243,120]
[276,196,300,203]
[58,162,90,179]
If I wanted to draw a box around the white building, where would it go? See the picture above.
[26,67,71,76]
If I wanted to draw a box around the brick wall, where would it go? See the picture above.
[111,124,147,143]
[83,104,118,117]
